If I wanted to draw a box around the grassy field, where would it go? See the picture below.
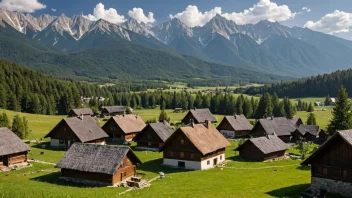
[0,108,340,198]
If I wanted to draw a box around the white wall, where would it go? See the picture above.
[50,139,67,147]
[163,153,225,170]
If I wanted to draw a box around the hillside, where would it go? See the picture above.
[244,69,352,97]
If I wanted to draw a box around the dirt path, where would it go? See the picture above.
[118,176,159,196]
[28,159,56,165]
[223,164,299,170]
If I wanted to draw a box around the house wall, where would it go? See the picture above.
[278,135,291,143]
[250,123,267,137]
[86,138,106,145]
[310,177,352,197]
[136,126,164,149]
[182,112,198,124]
[163,153,225,170]
[61,169,113,184]
[48,121,81,146]
[102,119,137,141]
[4,152,28,166]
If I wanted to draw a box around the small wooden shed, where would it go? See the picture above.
[56,143,142,186]
[301,130,352,197]
[101,106,126,117]
[181,108,217,124]
[217,115,253,138]
[102,114,146,142]
[133,121,174,150]
[235,135,288,161]
[0,128,30,167]
[68,108,94,117]
[291,125,320,142]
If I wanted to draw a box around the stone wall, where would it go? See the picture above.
[310,177,352,197]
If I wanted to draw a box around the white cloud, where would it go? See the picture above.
[304,10,352,35]
[84,3,125,24]
[128,8,155,24]
[170,0,296,27]
[0,0,46,13]
[169,5,222,27]
[51,8,56,12]
[302,7,311,12]
[222,0,296,25]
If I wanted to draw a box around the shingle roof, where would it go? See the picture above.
[0,128,30,156]
[256,117,296,136]
[296,125,319,136]
[302,130,352,165]
[102,106,125,114]
[69,108,94,116]
[111,115,146,134]
[184,108,217,123]
[289,118,302,126]
[223,115,253,131]
[45,116,108,143]
[55,143,141,175]
[134,121,174,142]
[161,123,230,155]
[236,135,288,154]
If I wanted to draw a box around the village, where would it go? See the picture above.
[0,91,351,198]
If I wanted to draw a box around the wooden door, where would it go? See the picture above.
[213,158,218,165]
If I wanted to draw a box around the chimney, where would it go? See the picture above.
[204,120,211,129]
[271,116,274,120]
[234,114,237,119]
[194,107,196,111]
[80,114,84,121]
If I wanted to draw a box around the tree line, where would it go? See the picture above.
[0,112,29,139]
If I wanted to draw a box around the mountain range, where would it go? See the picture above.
[1,9,352,82]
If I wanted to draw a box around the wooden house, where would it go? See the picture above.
[101,106,125,117]
[301,130,352,197]
[217,115,253,138]
[0,128,30,168]
[181,108,217,124]
[289,117,303,127]
[235,136,288,161]
[68,108,94,117]
[250,117,296,143]
[160,121,230,170]
[133,121,174,150]
[317,130,328,143]
[291,125,320,142]
[102,115,146,142]
[45,116,108,147]
[56,143,142,186]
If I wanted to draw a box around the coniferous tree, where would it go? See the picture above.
[327,86,352,135]
[307,113,317,125]
[236,95,244,115]
[307,102,314,112]
[12,114,25,139]
[159,110,171,123]
[243,98,253,118]
[255,93,272,119]
[325,94,331,106]
[0,112,10,128]
[0,84,6,108]
[283,97,295,119]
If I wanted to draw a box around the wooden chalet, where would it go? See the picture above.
[133,121,174,150]
[102,114,146,142]
[317,130,328,143]
[56,143,142,186]
[181,108,217,124]
[68,108,94,117]
[101,106,125,117]
[289,117,303,127]
[291,125,320,142]
[301,130,352,197]
[235,136,288,161]
[217,114,253,139]
[250,117,296,143]
[160,121,230,170]
[45,116,108,147]
[0,128,30,168]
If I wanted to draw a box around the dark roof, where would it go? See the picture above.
[134,121,174,142]
[102,106,125,114]
[56,143,141,175]
[184,108,217,123]
[302,130,352,165]
[236,135,288,154]
[296,125,319,136]
[107,115,146,134]
[222,115,253,131]
[161,123,230,155]
[289,118,302,126]
[0,128,30,156]
[255,117,296,136]
[69,108,94,116]
[45,116,108,142]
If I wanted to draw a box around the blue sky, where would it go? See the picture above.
[1,0,352,39]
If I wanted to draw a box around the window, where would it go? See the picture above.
[190,154,194,160]
[148,134,152,140]
[148,142,152,146]
[124,172,127,177]
[180,152,184,159]
[59,140,66,145]
[220,155,222,160]
[178,161,185,168]
[207,160,210,165]
[181,139,185,144]
[169,152,174,157]
[342,170,348,178]
[323,168,328,175]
